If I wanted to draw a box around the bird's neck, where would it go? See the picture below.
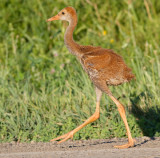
[64,16,82,58]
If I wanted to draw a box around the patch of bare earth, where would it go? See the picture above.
[0,137,160,158]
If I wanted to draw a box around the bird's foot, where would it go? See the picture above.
[114,139,135,149]
[50,131,74,144]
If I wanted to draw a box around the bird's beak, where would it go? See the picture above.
[47,14,60,22]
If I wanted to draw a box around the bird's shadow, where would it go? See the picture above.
[129,90,160,139]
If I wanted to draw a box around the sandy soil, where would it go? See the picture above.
[0,137,160,158]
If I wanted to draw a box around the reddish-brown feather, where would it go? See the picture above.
[79,46,135,86]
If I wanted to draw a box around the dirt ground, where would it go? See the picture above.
[0,137,160,158]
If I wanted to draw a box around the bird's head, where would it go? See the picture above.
[47,7,76,23]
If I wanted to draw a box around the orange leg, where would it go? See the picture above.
[51,101,100,143]
[51,88,102,144]
[109,95,135,149]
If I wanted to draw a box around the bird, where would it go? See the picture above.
[47,6,135,149]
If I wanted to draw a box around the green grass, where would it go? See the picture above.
[0,0,160,142]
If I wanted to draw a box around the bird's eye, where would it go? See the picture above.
[62,12,65,15]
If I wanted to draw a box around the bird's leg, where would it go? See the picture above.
[109,95,135,149]
[50,88,102,144]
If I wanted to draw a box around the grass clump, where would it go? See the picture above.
[0,0,160,142]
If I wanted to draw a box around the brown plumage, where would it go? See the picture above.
[81,48,134,85]
[47,6,135,149]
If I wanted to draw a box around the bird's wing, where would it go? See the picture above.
[81,48,122,71]
[81,48,134,84]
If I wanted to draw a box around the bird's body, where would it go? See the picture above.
[47,6,135,149]
[80,47,134,86]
